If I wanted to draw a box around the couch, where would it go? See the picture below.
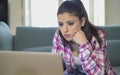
[0,21,120,74]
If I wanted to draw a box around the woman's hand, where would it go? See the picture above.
[73,30,88,45]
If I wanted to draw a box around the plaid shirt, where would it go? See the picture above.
[51,29,116,75]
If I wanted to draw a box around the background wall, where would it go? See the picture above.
[105,0,120,25]
[8,0,120,34]
[8,0,25,35]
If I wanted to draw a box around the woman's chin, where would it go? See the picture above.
[65,38,72,41]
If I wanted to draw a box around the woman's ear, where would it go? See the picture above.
[81,17,86,27]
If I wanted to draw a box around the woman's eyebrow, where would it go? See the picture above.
[66,20,75,23]
[58,22,63,24]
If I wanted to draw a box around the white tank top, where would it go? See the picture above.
[73,56,83,72]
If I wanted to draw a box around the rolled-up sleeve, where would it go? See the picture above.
[79,31,107,75]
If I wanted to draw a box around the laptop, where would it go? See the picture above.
[0,51,64,75]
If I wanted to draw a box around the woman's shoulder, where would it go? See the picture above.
[96,26,107,39]
[53,29,63,44]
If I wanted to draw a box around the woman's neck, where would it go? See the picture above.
[70,41,79,49]
[70,41,79,56]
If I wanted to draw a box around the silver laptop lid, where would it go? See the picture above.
[0,51,64,75]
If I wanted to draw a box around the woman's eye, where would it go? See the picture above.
[58,23,63,26]
[68,22,74,25]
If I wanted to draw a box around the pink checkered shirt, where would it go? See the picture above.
[51,29,116,75]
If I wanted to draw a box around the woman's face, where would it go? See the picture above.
[58,12,83,41]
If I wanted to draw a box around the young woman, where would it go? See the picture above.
[51,0,116,75]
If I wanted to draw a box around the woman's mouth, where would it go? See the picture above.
[64,34,71,38]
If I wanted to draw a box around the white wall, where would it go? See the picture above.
[8,0,25,35]
[105,0,120,25]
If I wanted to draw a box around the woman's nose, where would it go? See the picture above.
[63,25,68,33]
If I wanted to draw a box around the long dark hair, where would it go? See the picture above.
[57,0,102,47]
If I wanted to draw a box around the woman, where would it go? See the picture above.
[51,0,116,75]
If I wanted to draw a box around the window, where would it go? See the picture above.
[94,0,105,26]
[30,0,58,27]
[25,0,105,27]
[82,0,105,26]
